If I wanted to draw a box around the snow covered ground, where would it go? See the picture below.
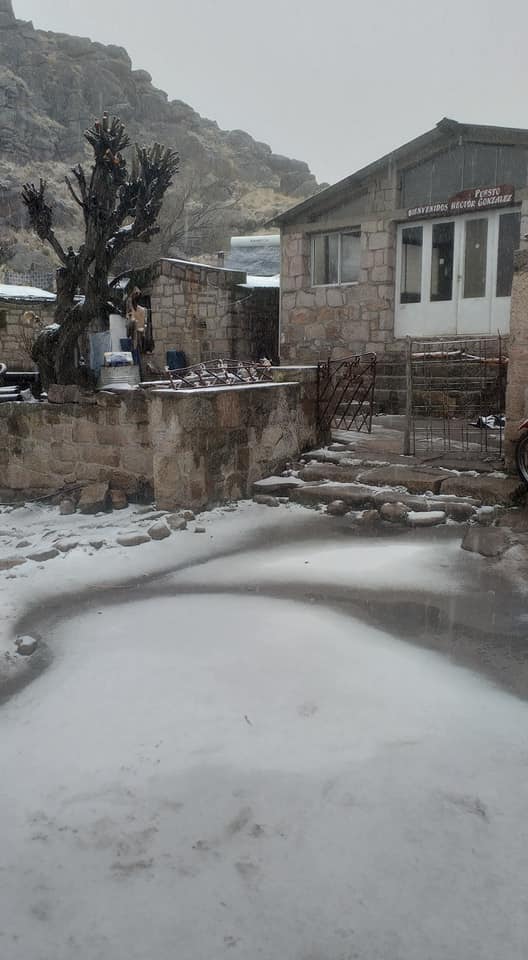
[1,501,528,959]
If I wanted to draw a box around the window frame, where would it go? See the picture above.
[311,229,361,287]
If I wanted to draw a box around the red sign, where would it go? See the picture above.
[407,184,515,219]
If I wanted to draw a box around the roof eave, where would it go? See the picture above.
[271,117,528,227]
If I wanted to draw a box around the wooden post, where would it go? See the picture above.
[403,336,413,456]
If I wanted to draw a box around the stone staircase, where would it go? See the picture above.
[252,436,526,545]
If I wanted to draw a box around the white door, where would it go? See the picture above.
[395,209,520,338]
[456,214,493,334]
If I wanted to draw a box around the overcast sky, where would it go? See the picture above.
[14,0,528,185]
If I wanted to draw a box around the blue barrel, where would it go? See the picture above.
[166,350,187,371]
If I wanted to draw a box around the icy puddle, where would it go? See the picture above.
[2,591,528,960]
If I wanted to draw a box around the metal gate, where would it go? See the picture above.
[404,336,507,458]
[317,353,377,434]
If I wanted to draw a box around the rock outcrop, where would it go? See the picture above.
[0,2,320,270]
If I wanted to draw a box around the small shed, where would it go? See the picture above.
[0,284,56,370]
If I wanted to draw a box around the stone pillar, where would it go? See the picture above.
[505,249,528,467]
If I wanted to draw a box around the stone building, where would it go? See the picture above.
[0,283,55,369]
[275,119,528,363]
[128,258,279,370]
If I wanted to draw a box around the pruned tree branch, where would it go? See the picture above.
[21,179,70,266]
[22,114,179,387]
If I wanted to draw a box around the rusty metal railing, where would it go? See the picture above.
[166,358,274,390]
[317,353,377,434]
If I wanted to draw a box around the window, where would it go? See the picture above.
[464,218,488,299]
[312,231,360,285]
[496,211,521,298]
[400,226,423,303]
[0,309,6,330]
[430,221,454,302]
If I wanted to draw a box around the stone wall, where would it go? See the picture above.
[151,380,316,510]
[148,260,249,371]
[280,169,399,364]
[0,391,153,499]
[505,249,528,465]
[0,300,55,369]
[279,167,528,366]
[0,372,319,509]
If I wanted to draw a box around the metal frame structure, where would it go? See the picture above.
[165,358,274,390]
[405,335,507,458]
[317,353,377,434]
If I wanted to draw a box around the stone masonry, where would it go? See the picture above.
[142,259,279,371]
[505,249,528,465]
[0,298,55,368]
[280,169,399,364]
[0,371,319,509]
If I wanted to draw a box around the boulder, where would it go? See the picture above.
[181,510,196,521]
[380,501,409,523]
[443,501,477,522]
[15,635,39,656]
[110,489,128,510]
[148,521,171,541]
[167,514,188,531]
[253,476,305,493]
[461,526,512,558]
[406,511,446,528]
[78,482,110,515]
[326,500,348,516]
[291,483,379,509]
[16,539,31,549]
[55,539,79,553]
[372,490,430,511]
[476,506,497,526]
[194,526,206,534]
[89,540,105,550]
[254,495,280,507]
[116,533,150,547]
[26,548,60,561]
[59,499,76,516]
[357,509,380,528]
[440,475,525,506]
[47,384,66,404]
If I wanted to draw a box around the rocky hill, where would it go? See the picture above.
[0,0,321,275]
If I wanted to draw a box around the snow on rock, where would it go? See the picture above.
[407,511,446,527]
[380,501,409,523]
[15,635,38,656]
[25,547,60,562]
[77,482,110,515]
[253,494,280,507]
[167,515,188,531]
[148,521,171,541]
[253,475,305,492]
[117,532,151,547]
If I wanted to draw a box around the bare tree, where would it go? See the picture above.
[160,176,240,257]
[22,114,179,386]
